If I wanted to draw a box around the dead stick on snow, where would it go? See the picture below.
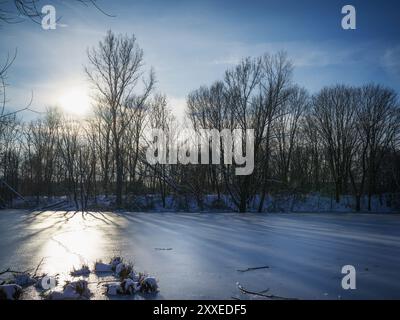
[237,265,269,272]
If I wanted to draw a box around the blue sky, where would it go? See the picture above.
[1,0,400,119]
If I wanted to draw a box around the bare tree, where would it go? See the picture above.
[147,94,175,207]
[355,84,399,210]
[274,86,308,187]
[0,0,112,25]
[255,52,293,212]
[85,30,154,207]
[311,85,359,203]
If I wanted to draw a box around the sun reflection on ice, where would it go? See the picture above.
[35,211,124,278]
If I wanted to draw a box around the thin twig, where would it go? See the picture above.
[237,283,297,300]
[0,268,28,275]
[237,265,269,272]
[33,257,45,277]
[0,268,11,275]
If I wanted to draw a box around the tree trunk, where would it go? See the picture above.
[116,153,123,208]
[355,195,361,212]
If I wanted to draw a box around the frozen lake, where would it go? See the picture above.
[0,210,399,299]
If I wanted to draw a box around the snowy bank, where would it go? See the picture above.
[10,192,400,213]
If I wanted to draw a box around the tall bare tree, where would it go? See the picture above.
[85,30,154,207]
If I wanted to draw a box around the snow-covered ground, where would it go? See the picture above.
[12,193,400,213]
[0,209,399,299]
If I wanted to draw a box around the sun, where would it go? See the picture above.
[58,88,91,116]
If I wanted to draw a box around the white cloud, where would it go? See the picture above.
[212,56,241,66]
[208,40,367,69]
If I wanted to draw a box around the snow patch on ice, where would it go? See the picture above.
[0,284,23,300]
[70,265,90,277]
[46,280,91,300]
[13,273,37,287]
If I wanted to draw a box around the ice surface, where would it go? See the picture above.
[0,209,399,299]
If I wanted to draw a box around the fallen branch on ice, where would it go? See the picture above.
[33,258,45,277]
[237,265,269,272]
[236,282,297,300]
[0,268,29,276]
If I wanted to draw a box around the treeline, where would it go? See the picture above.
[0,31,399,212]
